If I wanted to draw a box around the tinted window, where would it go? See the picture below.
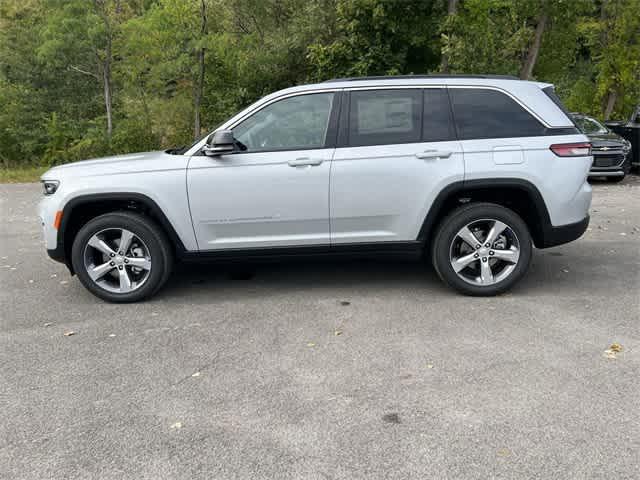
[423,89,456,142]
[233,92,334,151]
[574,116,608,135]
[348,89,421,146]
[450,88,546,140]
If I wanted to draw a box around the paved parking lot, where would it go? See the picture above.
[1,178,639,479]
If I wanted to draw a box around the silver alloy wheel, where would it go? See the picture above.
[83,228,152,294]
[449,218,520,286]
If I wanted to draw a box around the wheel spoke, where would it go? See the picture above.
[480,260,494,285]
[119,229,135,255]
[457,226,480,249]
[492,247,519,264]
[485,220,508,246]
[126,257,151,271]
[452,252,478,273]
[88,235,116,256]
[118,267,132,292]
[89,261,115,281]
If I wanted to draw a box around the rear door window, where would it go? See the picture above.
[449,88,546,140]
[348,89,422,147]
[423,88,456,142]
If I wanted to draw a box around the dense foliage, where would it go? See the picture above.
[1,0,638,167]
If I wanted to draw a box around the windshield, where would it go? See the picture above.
[574,116,608,135]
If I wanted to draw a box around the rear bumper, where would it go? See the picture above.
[540,216,590,248]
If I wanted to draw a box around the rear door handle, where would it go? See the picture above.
[415,150,452,160]
[288,157,324,167]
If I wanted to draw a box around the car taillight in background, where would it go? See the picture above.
[549,142,592,157]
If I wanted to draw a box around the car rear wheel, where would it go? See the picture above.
[431,203,532,296]
[71,212,173,303]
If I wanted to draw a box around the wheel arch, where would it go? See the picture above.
[417,178,553,249]
[54,193,186,273]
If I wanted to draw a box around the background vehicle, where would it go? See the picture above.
[38,75,592,302]
[605,105,640,172]
[571,113,632,182]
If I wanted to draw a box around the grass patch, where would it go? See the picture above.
[0,166,48,183]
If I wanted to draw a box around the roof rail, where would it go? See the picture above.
[322,74,520,83]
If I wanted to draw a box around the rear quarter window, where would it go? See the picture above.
[449,88,546,140]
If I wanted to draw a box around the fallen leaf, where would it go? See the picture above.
[603,349,617,359]
[334,330,343,336]
[307,342,316,347]
[609,343,623,353]
[170,422,182,429]
[63,331,76,336]
[497,448,511,457]
[43,322,52,327]
[426,364,434,369]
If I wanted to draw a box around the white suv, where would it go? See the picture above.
[38,75,592,302]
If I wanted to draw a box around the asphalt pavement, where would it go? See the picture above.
[1,177,639,479]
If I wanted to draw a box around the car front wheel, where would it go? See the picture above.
[431,203,532,296]
[71,212,173,303]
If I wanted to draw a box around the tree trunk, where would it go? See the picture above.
[194,0,207,140]
[603,91,617,120]
[520,13,547,80]
[440,0,459,73]
[95,0,114,139]
[103,57,113,139]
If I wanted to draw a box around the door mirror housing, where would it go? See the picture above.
[203,129,235,156]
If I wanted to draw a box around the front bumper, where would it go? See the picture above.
[47,247,67,264]
[588,170,625,177]
[588,150,628,176]
[540,216,590,248]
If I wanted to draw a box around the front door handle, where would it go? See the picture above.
[415,150,453,160]
[288,157,324,167]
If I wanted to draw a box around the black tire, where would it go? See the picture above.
[71,212,173,303]
[606,175,625,183]
[431,202,532,296]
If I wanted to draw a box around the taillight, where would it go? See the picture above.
[549,142,591,157]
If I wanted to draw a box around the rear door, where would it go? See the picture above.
[330,87,464,244]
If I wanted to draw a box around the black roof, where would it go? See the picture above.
[323,74,520,83]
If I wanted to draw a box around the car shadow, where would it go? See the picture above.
[155,237,636,302]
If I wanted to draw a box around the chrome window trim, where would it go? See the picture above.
[345,84,551,128]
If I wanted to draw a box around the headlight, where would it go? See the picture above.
[42,180,60,195]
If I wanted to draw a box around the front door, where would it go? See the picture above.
[187,92,338,250]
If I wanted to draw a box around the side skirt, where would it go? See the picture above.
[178,241,424,264]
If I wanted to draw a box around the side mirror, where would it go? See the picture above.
[203,130,235,156]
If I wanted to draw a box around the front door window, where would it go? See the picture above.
[233,93,335,152]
